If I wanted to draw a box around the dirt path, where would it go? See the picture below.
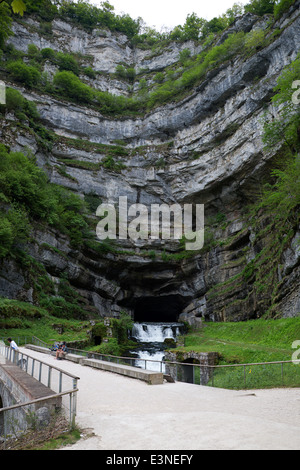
[21,348,300,451]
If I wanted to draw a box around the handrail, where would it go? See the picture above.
[0,346,80,442]
[0,389,79,414]
[27,336,300,373]
[1,346,80,381]
[61,345,300,370]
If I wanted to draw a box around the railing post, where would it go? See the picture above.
[48,366,52,388]
[59,371,63,393]
[71,378,78,427]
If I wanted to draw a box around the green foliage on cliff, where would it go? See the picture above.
[0,1,13,48]
[0,297,92,341]
[2,25,267,117]
[1,0,297,118]
[0,144,90,255]
[204,55,300,319]
[7,60,41,86]
[245,0,276,15]
[0,0,297,58]
[263,55,300,155]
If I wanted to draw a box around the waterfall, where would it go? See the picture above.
[130,322,182,372]
[131,322,181,343]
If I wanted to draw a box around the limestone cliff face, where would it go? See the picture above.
[1,3,300,324]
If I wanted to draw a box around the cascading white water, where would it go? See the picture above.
[132,322,181,343]
[131,322,182,372]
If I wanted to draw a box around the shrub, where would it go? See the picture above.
[27,44,40,59]
[59,0,140,38]
[41,47,56,60]
[154,72,164,84]
[6,60,41,87]
[0,217,13,258]
[53,70,94,103]
[83,66,96,79]
[179,48,191,65]
[111,313,133,344]
[56,52,80,75]
[115,64,127,79]
[24,0,58,21]
[2,87,25,112]
[244,30,265,53]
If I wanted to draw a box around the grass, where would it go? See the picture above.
[179,317,300,364]
[34,426,82,450]
[0,413,83,450]
[0,298,92,346]
[176,317,300,389]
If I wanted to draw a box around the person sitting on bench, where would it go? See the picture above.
[56,342,68,360]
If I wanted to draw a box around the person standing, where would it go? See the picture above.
[7,337,19,351]
[7,337,19,363]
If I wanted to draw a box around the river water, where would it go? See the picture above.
[130,322,182,372]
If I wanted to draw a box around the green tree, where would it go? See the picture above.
[225,3,245,24]
[244,0,276,16]
[205,16,227,34]
[274,0,296,18]
[182,13,207,41]
[0,1,13,49]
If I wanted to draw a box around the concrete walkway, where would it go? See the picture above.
[21,347,300,451]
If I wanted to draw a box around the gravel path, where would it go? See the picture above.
[21,348,300,451]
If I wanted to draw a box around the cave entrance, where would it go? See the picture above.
[134,295,184,322]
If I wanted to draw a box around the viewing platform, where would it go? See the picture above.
[25,345,164,385]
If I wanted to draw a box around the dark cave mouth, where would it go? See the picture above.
[133,295,186,322]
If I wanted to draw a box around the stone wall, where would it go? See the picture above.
[164,351,219,385]
[0,360,61,438]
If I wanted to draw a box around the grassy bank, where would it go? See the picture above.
[175,317,300,389]
[179,317,300,364]
[0,298,92,346]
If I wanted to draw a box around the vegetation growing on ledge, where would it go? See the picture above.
[198,54,300,319]
[0,0,298,117]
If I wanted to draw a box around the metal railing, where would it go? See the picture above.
[0,345,80,446]
[8,336,300,390]
[49,343,300,389]
[1,345,79,394]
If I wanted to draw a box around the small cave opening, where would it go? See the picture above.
[134,295,185,322]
